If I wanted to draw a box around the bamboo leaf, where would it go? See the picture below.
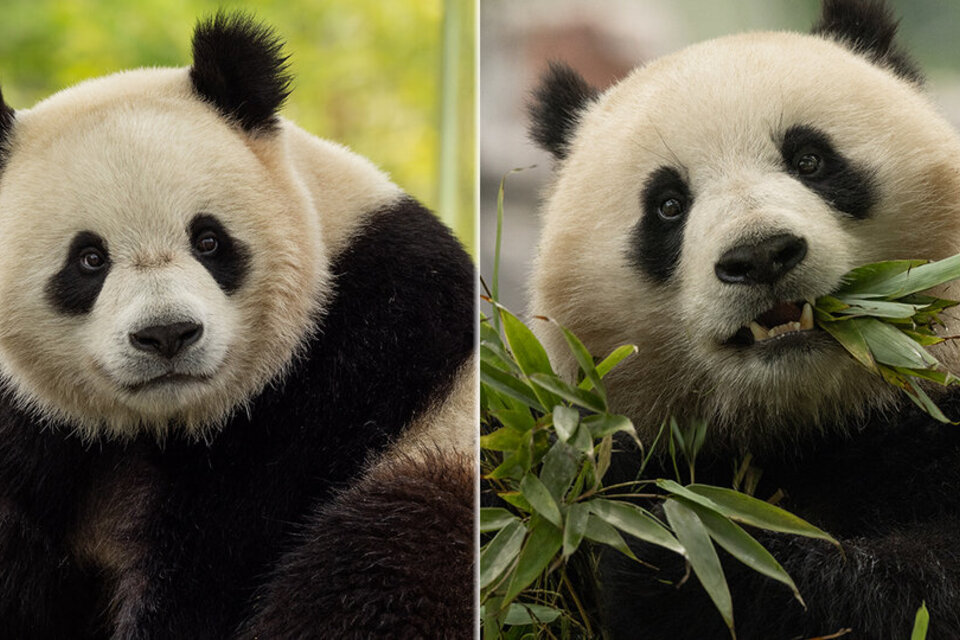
[503,519,563,605]
[500,491,532,513]
[680,498,804,607]
[500,309,555,377]
[499,308,563,409]
[520,474,563,528]
[563,502,590,558]
[480,507,519,533]
[592,344,638,382]
[529,373,606,413]
[552,405,580,442]
[670,483,838,547]
[689,418,709,463]
[817,318,878,374]
[503,603,562,626]
[548,318,608,405]
[490,409,536,433]
[540,441,579,502]
[663,499,735,636]
[834,259,927,296]
[480,427,524,452]
[850,253,960,299]
[482,597,503,638]
[911,602,930,640]
[479,343,515,373]
[590,499,685,555]
[857,318,939,369]
[815,295,850,313]
[833,298,926,319]
[583,514,637,560]
[901,329,944,347]
[897,374,953,424]
[480,519,527,588]
[596,435,613,483]
[486,444,529,481]
[670,416,686,453]
[893,367,960,387]
[479,316,503,348]
[569,424,595,455]
[481,361,545,411]
[582,413,636,440]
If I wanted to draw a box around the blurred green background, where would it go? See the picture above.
[0,0,475,253]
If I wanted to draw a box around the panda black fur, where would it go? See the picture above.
[0,14,474,640]
[529,1,960,638]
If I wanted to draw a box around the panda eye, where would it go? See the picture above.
[658,197,686,221]
[194,232,219,256]
[78,248,107,273]
[796,153,822,176]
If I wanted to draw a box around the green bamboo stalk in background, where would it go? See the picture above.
[439,0,476,254]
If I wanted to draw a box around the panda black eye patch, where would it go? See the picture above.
[780,124,877,219]
[629,166,692,283]
[45,231,111,315]
[188,214,249,294]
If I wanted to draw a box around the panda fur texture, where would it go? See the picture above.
[529,1,960,638]
[0,14,474,640]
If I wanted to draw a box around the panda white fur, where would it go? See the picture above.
[529,0,960,637]
[0,14,474,639]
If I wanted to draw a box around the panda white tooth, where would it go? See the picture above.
[749,321,769,342]
[800,303,814,330]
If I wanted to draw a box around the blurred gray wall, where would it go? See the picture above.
[480,0,960,313]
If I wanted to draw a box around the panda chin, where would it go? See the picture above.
[123,372,214,394]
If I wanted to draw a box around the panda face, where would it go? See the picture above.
[0,69,328,439]
[533,31,960,444]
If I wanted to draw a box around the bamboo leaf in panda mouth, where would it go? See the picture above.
[835,253,960,299]
[815,254,960,423]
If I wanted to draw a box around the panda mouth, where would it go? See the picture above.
[125,372,213,392]
[727,301,816,346]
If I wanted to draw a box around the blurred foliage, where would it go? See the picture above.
[650,0,959,74]
[0,0,475,251]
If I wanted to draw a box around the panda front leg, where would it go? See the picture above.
[600,516,960,640]
[94,463,264,640]
[107,528,248,640]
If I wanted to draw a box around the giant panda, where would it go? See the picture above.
[528,0,960,638]
[0,13,475,640]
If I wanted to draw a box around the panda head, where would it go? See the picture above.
[0,14,330,439]
[530,0,960,448]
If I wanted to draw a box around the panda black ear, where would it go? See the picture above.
[812,0,923,84]
[190,12,292,133]
[0,87,14,162]
[528,62,598,160]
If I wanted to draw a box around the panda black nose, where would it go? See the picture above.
[129,322,203,359]
[714,234,807,285]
